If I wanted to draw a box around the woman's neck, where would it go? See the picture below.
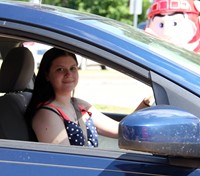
[53,94,72,107]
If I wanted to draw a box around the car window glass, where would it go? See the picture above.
[148,43,200,75]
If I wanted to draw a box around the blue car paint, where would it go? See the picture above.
[0,2,200,96]
[0,1,200,175]
[119,106,200,158]
[0,147,199,176]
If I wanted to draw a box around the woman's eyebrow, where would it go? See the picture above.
[54,63,77,67]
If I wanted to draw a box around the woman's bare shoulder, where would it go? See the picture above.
[33,107,62,123]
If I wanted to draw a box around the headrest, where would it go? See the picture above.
[0,47,34,93]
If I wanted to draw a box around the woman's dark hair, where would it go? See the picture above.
[25,47,77,124]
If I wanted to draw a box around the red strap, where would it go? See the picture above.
[38,102,92,121]
[48,103,71,121]
[38,102,70,121]
[79,105,92,116]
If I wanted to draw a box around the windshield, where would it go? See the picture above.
[82,18,200,75]
[21,3,200,75]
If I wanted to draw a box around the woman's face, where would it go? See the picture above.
[46,55,79,95]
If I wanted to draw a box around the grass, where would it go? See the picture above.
[94,104,133,114]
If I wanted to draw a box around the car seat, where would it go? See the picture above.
[0,47,34,140]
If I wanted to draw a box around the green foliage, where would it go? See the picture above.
[42,0,69,7]
[74,0,133,25]
[19,0,152,25]
[140,0,152,22]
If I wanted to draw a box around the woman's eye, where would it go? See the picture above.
[159,22,164,28]
[57,68,64,72]
[70,66,78,72]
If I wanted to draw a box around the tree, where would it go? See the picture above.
[21,0,152,25]
[75,0,133,25]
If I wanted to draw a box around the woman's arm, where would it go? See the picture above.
[87,106,119,138]
[32,109,70,145]
[76,98,119,138]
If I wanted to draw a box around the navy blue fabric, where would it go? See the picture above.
[38,102,99,147]
[64,116,98,147]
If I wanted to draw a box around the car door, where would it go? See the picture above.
[0,2,200,175]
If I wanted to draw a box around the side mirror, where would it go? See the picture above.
[119,105,200,158]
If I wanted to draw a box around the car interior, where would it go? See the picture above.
[0,45,35,141]
[0,36,154,150]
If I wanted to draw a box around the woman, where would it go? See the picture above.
[26,47,152,147]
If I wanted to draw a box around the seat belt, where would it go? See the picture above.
[71,97,88,146]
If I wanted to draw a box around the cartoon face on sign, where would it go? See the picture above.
[145,0,200,53]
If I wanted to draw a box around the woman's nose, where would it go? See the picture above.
[64,69,71,77]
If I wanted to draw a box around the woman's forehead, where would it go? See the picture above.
[52,55,76,66]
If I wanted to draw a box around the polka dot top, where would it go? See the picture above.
[37,103,98,147]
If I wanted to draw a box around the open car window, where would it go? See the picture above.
[24,42,153,116]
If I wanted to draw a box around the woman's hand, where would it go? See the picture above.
[134,95,155,112]
[143,95,155,107]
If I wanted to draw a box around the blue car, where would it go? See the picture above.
[0,1,200,175]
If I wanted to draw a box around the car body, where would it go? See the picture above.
[137,21,147,30]
[0,1,200,175]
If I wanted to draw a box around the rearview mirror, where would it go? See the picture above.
[119,105,200,158]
